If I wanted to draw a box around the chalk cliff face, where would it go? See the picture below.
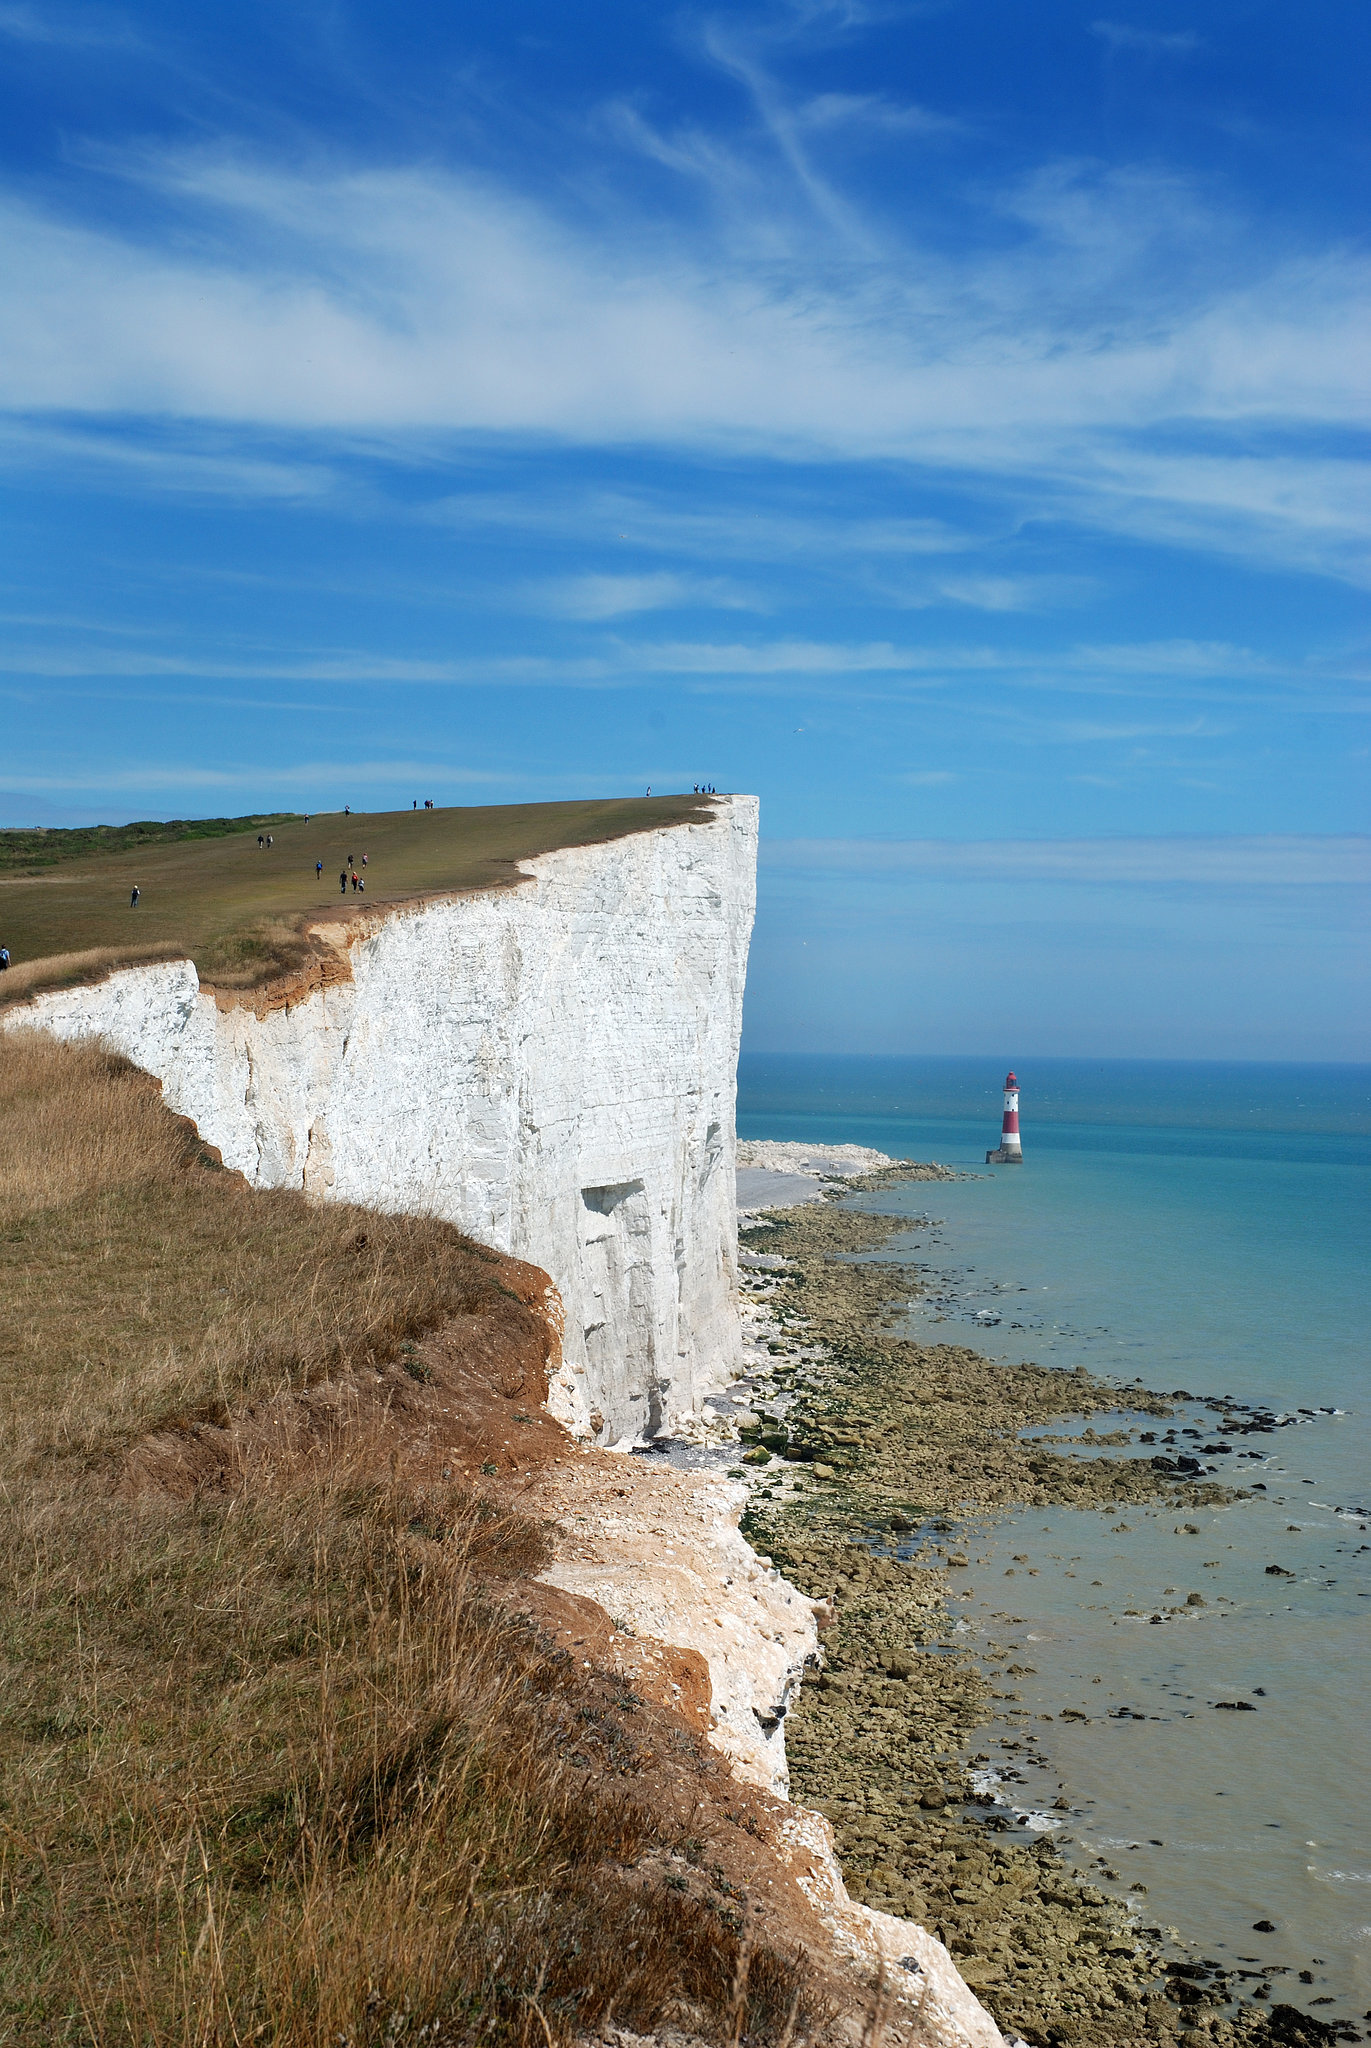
[8,797,758,1445]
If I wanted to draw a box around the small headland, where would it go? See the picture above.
[724,1148,1343,2048]
[0,1030,882,2048]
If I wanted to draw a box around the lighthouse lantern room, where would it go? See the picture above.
[986,1071,1023,1165]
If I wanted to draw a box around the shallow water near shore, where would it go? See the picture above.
[737,1056,1371,2015]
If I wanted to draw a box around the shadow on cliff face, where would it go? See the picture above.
[0,1034,835,2047]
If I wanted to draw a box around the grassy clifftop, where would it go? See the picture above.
[0,795,713,1003]
[0,813,305,873]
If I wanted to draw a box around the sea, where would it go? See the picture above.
[736,1055,1371,2017]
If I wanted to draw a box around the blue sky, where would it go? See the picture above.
[1,0,1367,1058]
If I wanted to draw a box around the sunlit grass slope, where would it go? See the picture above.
[0,1033,813,2045]
[0,795,711,1000]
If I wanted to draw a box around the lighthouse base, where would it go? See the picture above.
[985,1147,1023,1164]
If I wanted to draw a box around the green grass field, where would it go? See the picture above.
[0,795,711,1002]
[0,812,304,873]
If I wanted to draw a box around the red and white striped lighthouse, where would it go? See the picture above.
[986,1071,1023,1165]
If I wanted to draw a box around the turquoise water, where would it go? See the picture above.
[737,1056,1371,2016]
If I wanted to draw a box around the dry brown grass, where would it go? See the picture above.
[0,943,190,1006]
[0,1032,526,1466]
[1,1480,808,2046]
[0,1034,821,2046]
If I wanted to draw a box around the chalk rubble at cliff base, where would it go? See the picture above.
[528,1452,1011,2048]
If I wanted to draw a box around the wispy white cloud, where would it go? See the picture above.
[630,636,1366,701]
[0,3,139,50]
[1091,20,1201,58]
[423,489,983,565]
[0,132,1364,581]
[1,630,1361,704]
[695,16,880,248]
[631,637,929,675]
[1036,442,1371,588]
[1069,639,1269,676]
[793,91,961,138]
[430,462,1371,599]
[0,759,510,793]
[1053,716,1225,742]
[532,572,763,620]
[597,100,762,214]
[0,607,176,637]
[761,834,1371,886]
[0,644,604,685]
[0,417,334,499]
[928,574,1090,613]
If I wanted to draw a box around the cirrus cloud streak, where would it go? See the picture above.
[0,145,1366,583]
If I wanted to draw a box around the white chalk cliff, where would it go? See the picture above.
[8,791,1014,2045]
[6,797,758,1445]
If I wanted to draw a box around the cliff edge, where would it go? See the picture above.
[2,796,757,1447]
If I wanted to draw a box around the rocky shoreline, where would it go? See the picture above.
[720,1157,1341,2048]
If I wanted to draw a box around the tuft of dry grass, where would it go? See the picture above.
[0,1033,822,2046]
[1,1027,195,1223]
[0,943,190,1006]
[191,916,332,989]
